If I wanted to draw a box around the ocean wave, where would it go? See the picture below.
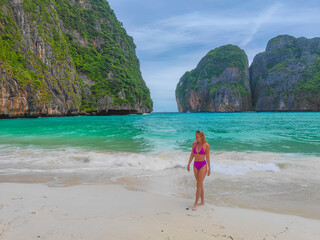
[2,148,314,176]
[212,162,280,174]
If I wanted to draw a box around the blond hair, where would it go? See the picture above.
[196,130,207,143]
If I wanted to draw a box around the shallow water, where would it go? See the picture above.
[0,112,319,219]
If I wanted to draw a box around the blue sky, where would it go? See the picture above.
[108,0,320,112]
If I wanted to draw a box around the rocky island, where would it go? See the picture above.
[0,0,152,118]
[175,44,252,112]
[176,35,320,112]
[250,35,320,111]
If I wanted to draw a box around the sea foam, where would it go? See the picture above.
[0,148,298,176]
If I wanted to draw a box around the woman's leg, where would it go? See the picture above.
[193,164,207,210]
[199,168,206,205]
[193,166,199,209]
[193,165,199,180]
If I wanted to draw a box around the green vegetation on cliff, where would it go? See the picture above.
[258,35,320,94]
[196,44,248,79]
[0,3,44,90]
[0,0,79,106]
[0,0,152,114]
[295,56,320,94]
[176,44,251,112]
[176,44,249,101]
[250,34,320,111]
[54,0,152,111]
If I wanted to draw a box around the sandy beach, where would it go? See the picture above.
[1,182,319,240]
[1,114,320,239]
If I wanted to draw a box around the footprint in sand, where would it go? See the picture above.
[12,197,23,200]
[157,212,170,215]
[212,224,225,229]
[187,214,200,217]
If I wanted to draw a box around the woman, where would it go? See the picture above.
[187,130,211,211]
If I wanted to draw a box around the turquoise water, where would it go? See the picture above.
[0,112,319,155]
[1,112,320,219]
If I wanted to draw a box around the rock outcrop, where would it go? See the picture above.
[249,35,320,111]
[175,45,252,112]
[0,0,152,118]
[176,35,320,112]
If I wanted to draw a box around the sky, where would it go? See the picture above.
[107,0,320,112]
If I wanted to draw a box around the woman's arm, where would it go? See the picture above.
[187,142,195,172]
[206,143,211,176]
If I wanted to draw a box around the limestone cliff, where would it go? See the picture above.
[250,35,320,111]
[0,0,152,118]
[175,45,252,112]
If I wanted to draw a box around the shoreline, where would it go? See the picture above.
[1,182,319,240]
[1,111,320,119]
[0,110,149,119]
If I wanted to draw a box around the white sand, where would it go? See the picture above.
[0,183,319,240]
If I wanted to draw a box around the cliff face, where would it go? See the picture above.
[0,0,152,118]
[176,45,252,112]
[250,35,320,111]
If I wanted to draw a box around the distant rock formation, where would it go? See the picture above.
[176,35,320,112]
[250,35,320,111]
[175,44,252,112]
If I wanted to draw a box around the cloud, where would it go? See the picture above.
[128,2,320,57]
[240,3,282,46]
[128,3,285,56]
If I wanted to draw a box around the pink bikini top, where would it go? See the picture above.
[193,143,205,155]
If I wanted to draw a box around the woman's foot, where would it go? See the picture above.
[198,201,205,206]
[192,204,197,211]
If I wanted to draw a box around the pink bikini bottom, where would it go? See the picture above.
[194,160,206,171]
